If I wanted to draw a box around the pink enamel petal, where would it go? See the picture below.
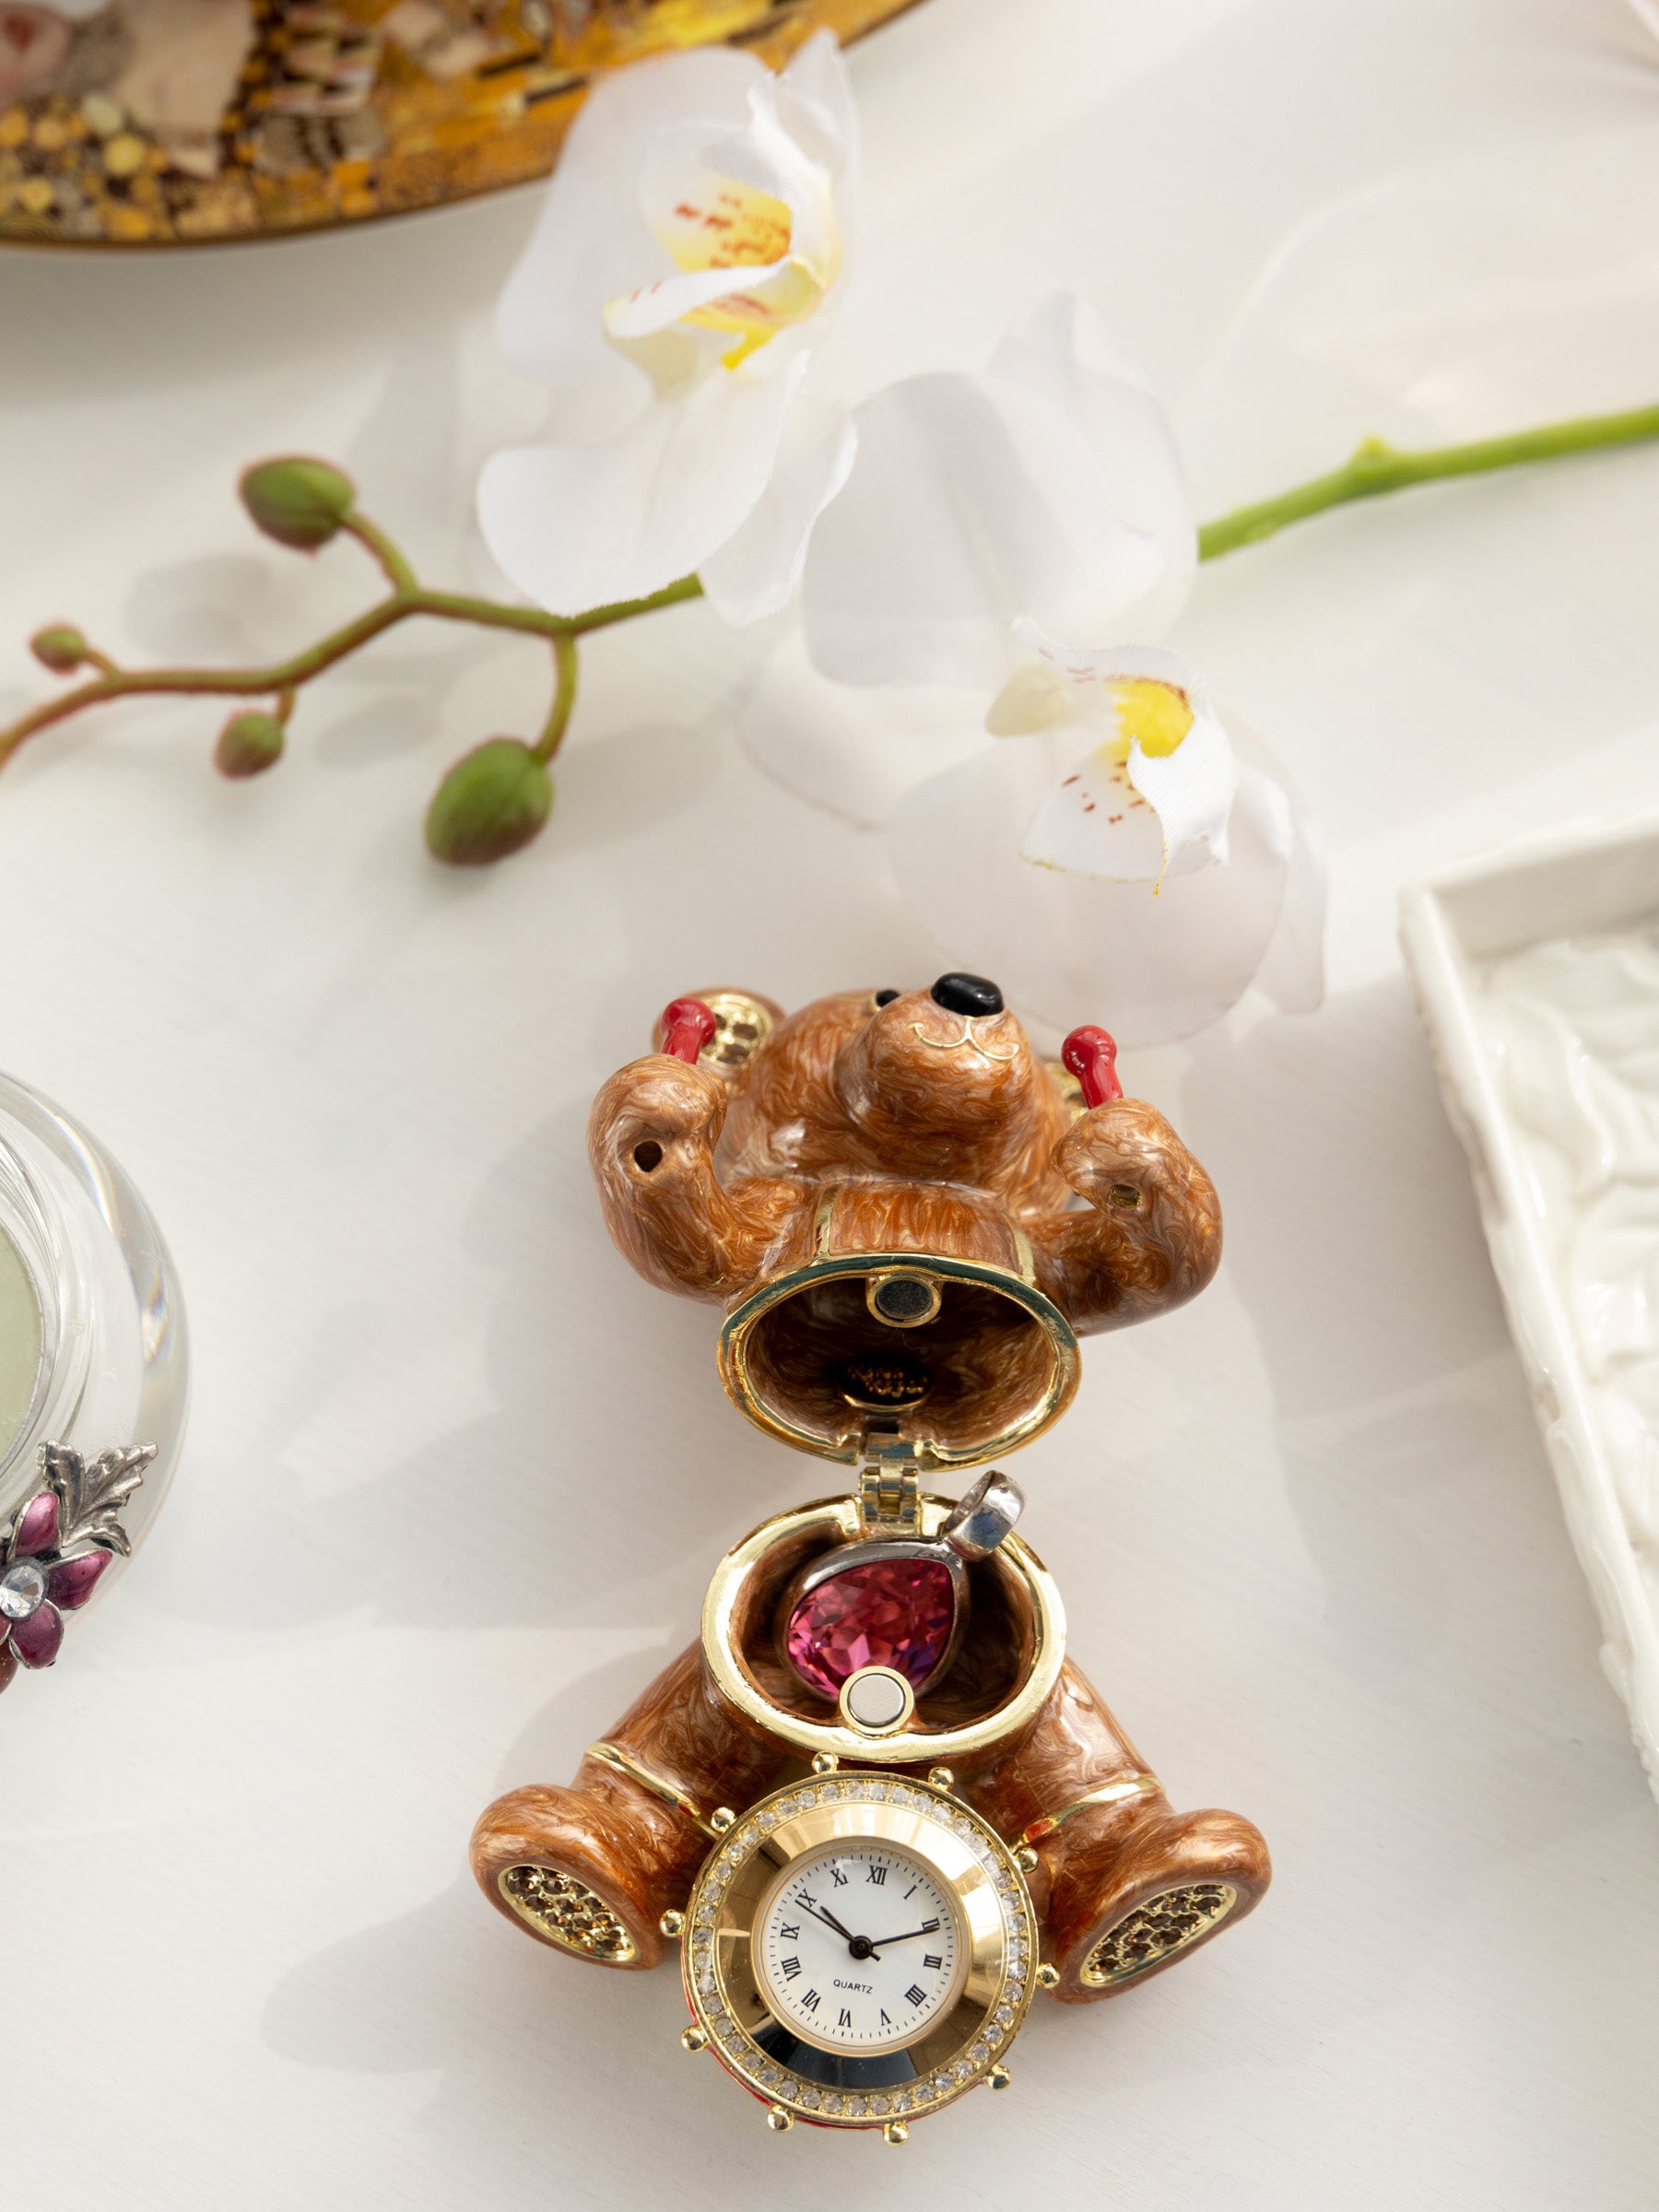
[47,1549,111,1612]
[12,1601,64,1668]
[11,1489,60,1559]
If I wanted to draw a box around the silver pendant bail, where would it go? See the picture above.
[938,1469,1023,1560]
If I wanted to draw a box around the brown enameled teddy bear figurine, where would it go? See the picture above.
[472,974,1269,2001]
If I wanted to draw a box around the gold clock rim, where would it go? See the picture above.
[680,1774,1036,2130]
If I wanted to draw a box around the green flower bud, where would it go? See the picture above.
[215,709,286,779]
[424,738,552,865]
[30,624,88,673]
[239,457,356,551]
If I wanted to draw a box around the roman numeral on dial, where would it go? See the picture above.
[923,1953,943,1970]
[781,1957,801,1980]
[838,2007,853,2028]
[800,1989,821,2013]
[904,1983,926,2007]
[865,1865,887,1885]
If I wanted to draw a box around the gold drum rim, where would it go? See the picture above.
[701,1495,1066,1765]
[718,1249,1081,1466]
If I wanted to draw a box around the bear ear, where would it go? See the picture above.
[649,989,783,1079]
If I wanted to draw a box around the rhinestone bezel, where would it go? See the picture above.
[676,1771,1036,2129]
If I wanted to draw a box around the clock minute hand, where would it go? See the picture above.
[865,1925,937,1952]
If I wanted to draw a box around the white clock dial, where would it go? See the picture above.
[754,1841,965,2053]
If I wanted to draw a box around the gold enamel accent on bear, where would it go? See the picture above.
[585,1740,718,1837]
[1018,1773,1164,1843]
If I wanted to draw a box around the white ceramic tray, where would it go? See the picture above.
[1401,815,1659,1804]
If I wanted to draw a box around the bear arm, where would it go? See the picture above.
[587,1056,794,1303]
[1027,1098,1222,1335]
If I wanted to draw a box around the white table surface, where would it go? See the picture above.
[4,1,1659,2205]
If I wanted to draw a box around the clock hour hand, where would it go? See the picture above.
[797,1900,861,1946]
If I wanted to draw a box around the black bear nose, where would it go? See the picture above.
[931,972,1004,1017]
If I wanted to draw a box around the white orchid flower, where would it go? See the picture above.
[478,32,857,622]
[743,292,1197,825]
[739,293,1325,1043]
[989,631,1236,887]
[885,631,1324,1042]
[805,289,1194,692]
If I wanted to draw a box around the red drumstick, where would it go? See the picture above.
[658,997,717,1064]
[1061,1025,1123,1107]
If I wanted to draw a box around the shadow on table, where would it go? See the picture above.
[143,1082,788,1639]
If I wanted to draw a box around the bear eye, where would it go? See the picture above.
[872,988,900,1009]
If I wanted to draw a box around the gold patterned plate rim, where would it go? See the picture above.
[0,0,921,251]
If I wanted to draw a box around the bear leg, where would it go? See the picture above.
[469,1641,793,1970]
[959,1655,1270,2002]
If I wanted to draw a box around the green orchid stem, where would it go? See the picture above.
[6,398,1658,786]
[0,527,703,771]
[534,635,580,764]
[1195,400,1659,560]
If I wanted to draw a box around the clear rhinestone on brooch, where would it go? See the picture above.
[0,1560,44,1618]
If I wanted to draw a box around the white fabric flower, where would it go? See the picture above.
[888,656,1325,1044]
[803,289,1194,691]
[739,293,1325,1043]
[478,31,857,622]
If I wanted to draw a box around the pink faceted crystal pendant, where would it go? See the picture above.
[782,1555,959,1702]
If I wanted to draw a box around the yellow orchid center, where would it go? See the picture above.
[1100,677,1194,762]
[655,173,835,368]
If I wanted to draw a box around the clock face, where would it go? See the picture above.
[754,1841,966,2053]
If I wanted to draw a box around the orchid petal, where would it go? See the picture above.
[803,293,1193,690]
[990,293,1195,641]
[47,1549,111,1613]
[700,395,855,625]
[11,1601,63,1668]
[1012,636,1237,882]
[888,738,1300,1046]
[479,344,808,614]
[774,29,859,194]
[494,46,767,409]
[695,81,842,284]
[11,1489,59,1559]
[803,368,1167,691]
[1232,723,1326,1016]
[740,628,988,829]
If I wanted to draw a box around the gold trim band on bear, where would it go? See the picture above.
[1019,1773,1164,1845]
[585,1741,717,1838]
